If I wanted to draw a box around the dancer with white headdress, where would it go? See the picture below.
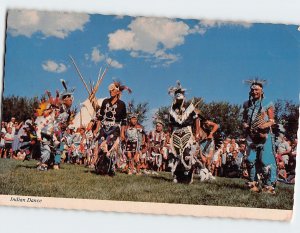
[167,81,201,184]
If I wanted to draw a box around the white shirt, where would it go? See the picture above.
[4,132,14,144]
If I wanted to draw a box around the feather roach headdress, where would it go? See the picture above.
[60,79,75,99]
[128,112,139,119]
[168,80,187,96]
[244,78,267,89]
[152,114,164,126]
[127,101,139,120]
[244,77,267,105]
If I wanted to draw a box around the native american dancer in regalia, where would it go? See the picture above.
[195,110,220,171]
[94,81,131,176]
[148,120,168,172]
[35,80,74,171]
[53,80,75,169]
[167,81,201,184]
[242,79,277,194]
[35,103,57,171]
[123,113,145,175]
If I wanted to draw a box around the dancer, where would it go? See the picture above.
[242,79,277,194]
[35,104,56,171]
[148,120,168,172]
[35,80,74,170]
[123,113,145,175]
[94,81,131,176]
[53,80,75,169]
[196,110,219,171]
[167,81,200,184]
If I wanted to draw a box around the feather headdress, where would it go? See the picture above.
[152,114,164,126]
[60,79,75,99]
[128,112,139,119]
[244,78,267,89]
[109,80,132,94]
[127,101,140,119]
[168,80,187,96]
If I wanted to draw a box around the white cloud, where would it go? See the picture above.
[108,17,252,67]
[108,29,136,51]
[106,58,123,69]
[153,50,180,67]
[42,60,67,73]
[86,47,123,69]
[91,47,105,64]
[190,19,252,35]
[188,24,207,35]
[129,51,139,58]
[7,10,90,39]
[200,19,252,28]
[109,17,189,53]
[108,17,189,67]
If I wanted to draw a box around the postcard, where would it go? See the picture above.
[0,9,298,221]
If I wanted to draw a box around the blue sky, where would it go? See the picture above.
[3,10,300,129]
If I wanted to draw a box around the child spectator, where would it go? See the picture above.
[4,127,14,158]
[13,149,26,160]
[0,132,5,157]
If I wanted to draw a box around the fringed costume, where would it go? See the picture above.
[168,81,199,184]
[242,79,277,194]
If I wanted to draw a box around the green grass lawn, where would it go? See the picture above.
[0,159,295,210]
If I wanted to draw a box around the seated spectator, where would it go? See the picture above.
[285,138,297,183]
[276,133,291,165]
[278,161,287,180]
[223,150,241,178]
[13,149,26,160]
[226,138,239,153]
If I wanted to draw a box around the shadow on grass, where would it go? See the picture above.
[15,164,37,169]
[85,170,97,174]
[15,164,69,171]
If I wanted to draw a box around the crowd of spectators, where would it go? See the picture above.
[0,116,297,184]
[209,136,297,184]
